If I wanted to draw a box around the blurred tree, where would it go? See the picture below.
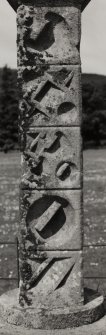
[82,74,106,148]
[0,65,19,152]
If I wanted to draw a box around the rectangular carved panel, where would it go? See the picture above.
[20,189,82,251]
[17,4,81,66]
[19,250,83,309]
[21,127,82,189]
[18,65,81,127]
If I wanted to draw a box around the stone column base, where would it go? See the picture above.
[0,289,105,329]
[1,316,106,335]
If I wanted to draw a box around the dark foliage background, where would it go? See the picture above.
[0,66,19,152]
[0,66,106,151]
[82,73,106,148]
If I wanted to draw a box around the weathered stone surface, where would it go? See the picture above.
[1,152,106,298]
[18,186,83,312]
[18,65,81,127]
[13,0,105,329]
[17,0,84,325]
[0,289,104,329]
[17,4,81,66]
[21,127,82,189]
[0,319,106,335]
[1,314,106,335]
[19,252,83,311]
[19,189,82,251]
[1,152,106,297]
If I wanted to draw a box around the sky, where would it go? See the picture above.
[0,0,106,75]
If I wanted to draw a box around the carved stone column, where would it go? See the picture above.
[18,0,83,317]
[0,0,104,330]
[16,0,104,328]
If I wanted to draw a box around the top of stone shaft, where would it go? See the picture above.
[6,0,91,12]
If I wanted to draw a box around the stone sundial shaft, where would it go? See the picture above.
[0,0,104,330]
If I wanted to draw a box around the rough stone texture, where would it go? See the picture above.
[0,289,104,329]
[19,250,83,309]
[19,253,83,311]
[21,127,82,189]
[1,314,106,335]
[17,4,81,66]
[0,151,106,298]
[18,65,81,127]
[19,189,82,251]
[18,187,83,316]
[1,0,103,329]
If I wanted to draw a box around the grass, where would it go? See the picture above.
[83,149,106,246]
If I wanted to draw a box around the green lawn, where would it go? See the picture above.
[84,149,106,246]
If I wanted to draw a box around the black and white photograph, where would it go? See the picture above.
[0,0,106,334]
